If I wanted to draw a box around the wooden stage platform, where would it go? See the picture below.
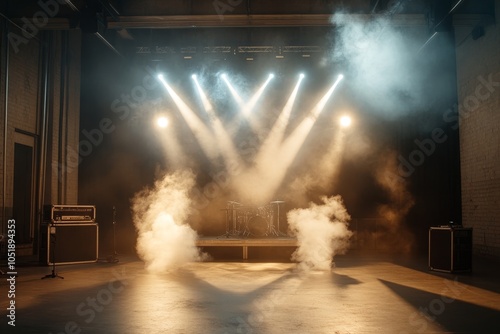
[196,237,298,260]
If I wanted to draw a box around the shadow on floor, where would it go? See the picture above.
[379,279,500,334]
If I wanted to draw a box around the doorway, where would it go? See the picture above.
[13,143,34,245]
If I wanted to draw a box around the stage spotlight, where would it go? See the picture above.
[221,73,227,79]
[340,115,352,128]
[269,73,275,79]
[157,74,164,80]
[191,74,197,79]
[156,116,169,128]
[299,73,305,79]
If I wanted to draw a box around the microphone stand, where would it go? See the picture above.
[42,221,64,279]
[107,206,119,263]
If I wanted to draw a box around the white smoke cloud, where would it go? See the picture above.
[132,169,207,273]
[287,195,352,271]
[331,13,426,115]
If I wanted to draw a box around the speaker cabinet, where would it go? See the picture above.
[429,227,472,273]
[40,223,99,265]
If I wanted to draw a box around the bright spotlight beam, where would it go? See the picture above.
[253,74,343,198]
[192,76,243,168]
[155,120,187,169]
[255,74,304,164]
[310,74,344,119]
[192,75,219,120]
[242,73,274,116]
[231,74,305,204]
[158,75,218,160]
[226,73,275,136]
[221,74,244,106]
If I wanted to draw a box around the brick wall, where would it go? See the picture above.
[0,24,41,254]
[5,30,41,221]
[0,24,81,254]
[455,1,500,258]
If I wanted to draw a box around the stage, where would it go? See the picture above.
[1,253,500,333]
[196,237,299,260]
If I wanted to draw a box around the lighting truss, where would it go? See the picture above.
[135,45,324,57]
[237,46,276,53]
[136,46,152,54]
[282,46,323,53]
[180,46,197,54]
[203,46,232,53]
[155,46,177,54]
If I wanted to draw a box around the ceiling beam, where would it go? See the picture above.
[106,14,427,29]
[14,13,427,30]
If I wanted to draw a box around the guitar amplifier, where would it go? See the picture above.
[44,205,96,223]
[39,223,99,265]
[429,227,472,273]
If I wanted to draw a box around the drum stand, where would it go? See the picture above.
[267,222,280,237]
[238,210,251,237]
[266,207,280,237]
[217,201,242,238]
[218,208,234,238]
[270,200,287,237]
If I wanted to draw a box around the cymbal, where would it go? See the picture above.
[227,201,242,205]
[270,200,285,203]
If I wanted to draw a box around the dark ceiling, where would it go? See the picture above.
[0,0,495,62]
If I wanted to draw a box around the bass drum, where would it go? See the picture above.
[247,216,269,237]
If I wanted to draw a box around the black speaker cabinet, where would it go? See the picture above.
[429,227,472,273]
[40,223,99,265]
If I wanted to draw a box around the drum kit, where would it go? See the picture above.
[221,200,287,238]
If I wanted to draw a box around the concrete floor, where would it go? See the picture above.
[1,252,500,334]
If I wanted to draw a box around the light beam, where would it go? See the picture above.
[255,73,344,199]
[192,75,243,169]
[221,73,244,106]
[242,73,275,116]
[231,74,305,204]
[157,74,218,160]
